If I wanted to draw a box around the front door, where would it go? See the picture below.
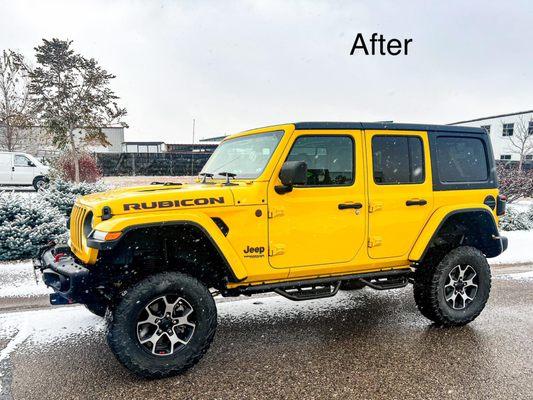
[12,154,35,185]
[0,153,13,184]
[365,130,434,259]
[268,131,366,269]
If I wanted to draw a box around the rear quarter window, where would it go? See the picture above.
[435,137,488,183]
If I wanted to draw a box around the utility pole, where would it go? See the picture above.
[190,118,196,175]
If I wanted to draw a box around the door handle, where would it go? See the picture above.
[406,199,427,206]
[338,202,363,210]
[12,167,15,172]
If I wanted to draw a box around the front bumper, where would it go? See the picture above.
[33,243,95,305]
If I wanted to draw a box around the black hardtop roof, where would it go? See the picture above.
[293,122,485,134]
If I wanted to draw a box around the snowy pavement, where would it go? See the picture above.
[0,261,51,300]
[490,230,533,265]
[0,272,532,399]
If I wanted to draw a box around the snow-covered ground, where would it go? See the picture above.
[497,270,533,281]
[490,230,533,265]
[508,199,533,213]
[0,261,51,298]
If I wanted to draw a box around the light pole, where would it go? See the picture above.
[190,118,196,176]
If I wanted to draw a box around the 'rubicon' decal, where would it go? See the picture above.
[123,197,225,211]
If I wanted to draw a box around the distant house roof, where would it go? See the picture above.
[449,110,533,125]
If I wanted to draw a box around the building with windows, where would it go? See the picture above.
[449,110,533,164]
[121,141,165,153]
[166,143,218,153]
[0,125,125,157]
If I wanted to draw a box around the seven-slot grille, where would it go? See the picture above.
[70,204,88,254]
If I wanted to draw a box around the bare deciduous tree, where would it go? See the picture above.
[504,116,533,171]
[0,50,33,151]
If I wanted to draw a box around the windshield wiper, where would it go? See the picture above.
[218,172,237,185]
[199,172,214,183]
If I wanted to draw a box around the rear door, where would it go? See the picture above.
[0,153,13,184]
[365,130,434,259]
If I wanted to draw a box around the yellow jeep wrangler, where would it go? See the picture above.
[35,122,508,378]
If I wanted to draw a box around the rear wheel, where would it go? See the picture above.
[106,271,217,378]
[413,246,491,326]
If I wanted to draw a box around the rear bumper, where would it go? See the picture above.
[33,243,96,305]
[500,235,508,253]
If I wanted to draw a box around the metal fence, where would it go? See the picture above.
[95,152,212,176]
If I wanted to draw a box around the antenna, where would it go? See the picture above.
[190,118,195,176]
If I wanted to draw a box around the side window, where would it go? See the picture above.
[372,136,424,184]
[286,136,354,186]
[436,137,488,183]
[14,155,31,167]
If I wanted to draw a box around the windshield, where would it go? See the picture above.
[200,130,284,179]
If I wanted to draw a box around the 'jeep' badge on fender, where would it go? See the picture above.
[123,196,225,211]
[243,245,265,258]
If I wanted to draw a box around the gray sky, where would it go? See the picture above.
[1,0,532,142]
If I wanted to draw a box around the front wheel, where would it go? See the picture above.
[33,176,48,191]
[413,246,491,326]
[106,271,217,378]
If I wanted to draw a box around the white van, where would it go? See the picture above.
[0,152,50,190]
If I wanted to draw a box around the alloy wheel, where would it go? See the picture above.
[136,295,196,356]
[444,264,479,310]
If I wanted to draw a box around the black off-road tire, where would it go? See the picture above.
[106,271,217,379]
[84,302,107,317]
[33,176,48,191]
[340,279,366,291]
[413,246,491,326]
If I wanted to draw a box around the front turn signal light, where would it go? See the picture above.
[92,230,122,241]
[105,232,122,241]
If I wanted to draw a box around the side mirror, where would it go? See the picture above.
[28,161,36,167]
[275,161,307,194]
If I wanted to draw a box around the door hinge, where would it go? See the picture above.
[268,208,285,219]
[369,202,383,213]
[269,244,285,256]
[368,236,382,248]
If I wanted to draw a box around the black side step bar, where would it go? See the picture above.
[274,282,341,301]
[360,276,409,290]
[231,269,412,296]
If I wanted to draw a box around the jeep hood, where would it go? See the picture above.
[78,183,235,217]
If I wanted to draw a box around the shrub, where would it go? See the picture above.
[497,164,533,203]
[39,179,108,216]
[499,207,532,231]
[53,152,103,183]
[526,205,533,225]
[0,192,67,261]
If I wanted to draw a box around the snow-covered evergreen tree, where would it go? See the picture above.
[38,179,108,215]
[0,192,67,261]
